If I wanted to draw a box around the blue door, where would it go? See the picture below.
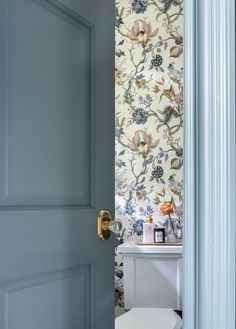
[0,0,114,328]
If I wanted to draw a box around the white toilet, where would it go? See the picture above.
[115,308,182,329]
[116,243,183,329]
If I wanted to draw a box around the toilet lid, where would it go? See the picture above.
[115,308,182,329]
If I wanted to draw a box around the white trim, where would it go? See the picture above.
[184,0,235,328]
[183,0,196,327]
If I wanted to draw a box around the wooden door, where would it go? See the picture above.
[0,0,114,328]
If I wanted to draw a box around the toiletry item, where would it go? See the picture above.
[143,216,155,243]
[154,228,165,243]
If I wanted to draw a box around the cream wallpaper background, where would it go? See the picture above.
[115,0,183,309]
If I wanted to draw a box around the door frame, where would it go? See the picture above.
[183,0,235,328]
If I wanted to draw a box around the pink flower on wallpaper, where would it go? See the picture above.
[128,130,159,156]
[127,20,158,47]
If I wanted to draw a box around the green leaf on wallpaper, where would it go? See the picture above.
[154,195,161,205]
[146,94,153,103]
[118,39,124,46]
[171,188,183,201]
[119,150,125,156]
[157,188,165,197]
[115,126,124,138]
[144,157,153,165]
[140,177,145,184]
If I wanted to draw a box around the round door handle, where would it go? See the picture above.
[97,209,125,241]
[97,210,112,241]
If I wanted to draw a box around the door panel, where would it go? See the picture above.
[1,265,92,329]
[1,0,94,206]
[0,0,114,328]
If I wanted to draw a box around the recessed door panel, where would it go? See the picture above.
[1,265,92,329]
[0,0,94,207]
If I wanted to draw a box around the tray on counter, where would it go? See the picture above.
[137,242,183,246]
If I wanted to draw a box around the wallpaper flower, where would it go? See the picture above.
[115,0,183,311]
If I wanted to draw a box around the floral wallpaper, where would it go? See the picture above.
[115,0,183,310]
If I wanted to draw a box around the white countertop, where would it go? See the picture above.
[117,241,183,255]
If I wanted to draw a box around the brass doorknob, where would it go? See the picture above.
[97,210,125,241]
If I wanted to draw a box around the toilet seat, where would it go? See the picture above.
[115,308,182,329]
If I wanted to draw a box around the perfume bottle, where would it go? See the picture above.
[143,216,155,243]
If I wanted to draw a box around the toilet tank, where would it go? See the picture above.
[117,242,183,310]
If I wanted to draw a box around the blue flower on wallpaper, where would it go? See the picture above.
[168,174,183,190]
[139,205,154,217]
[130,218,145,236]
[132,0,148,13]
[116,158,126,168]
[132,108,148,124]
[168,63,184,78]
[135,185,148,200]
[124,201,135,215]
[116,50,125,58]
